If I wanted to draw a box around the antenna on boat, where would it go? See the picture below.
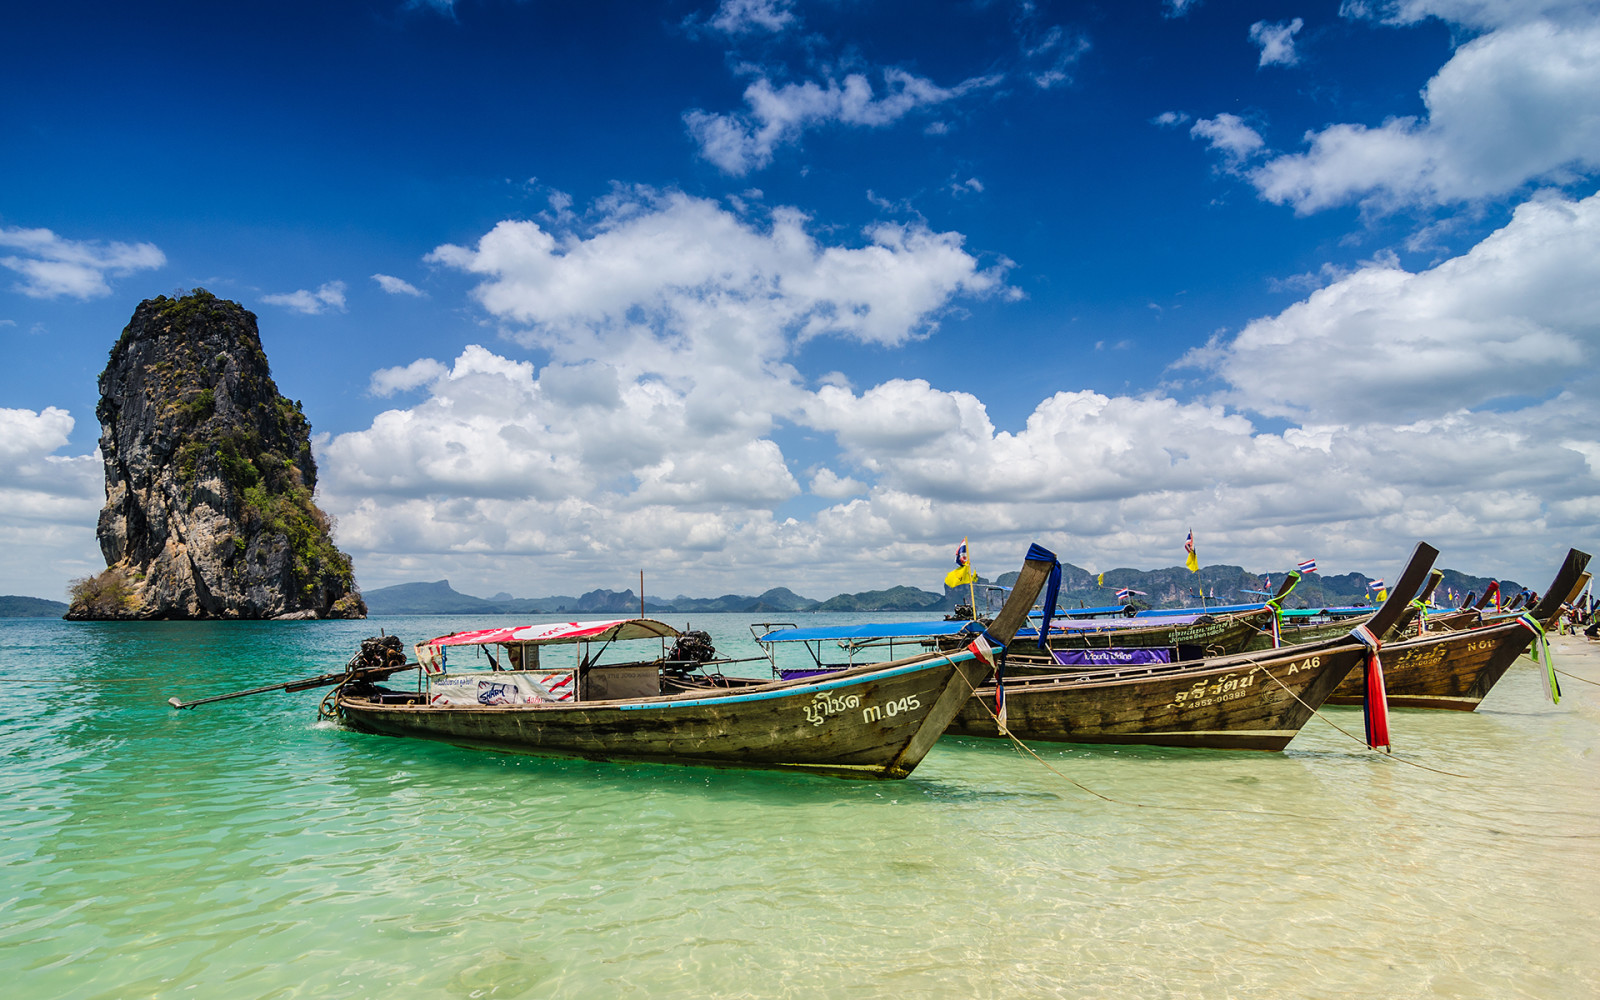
[640,570,645,617]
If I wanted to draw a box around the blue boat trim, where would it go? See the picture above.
[1135,602,1268,617]
[618,654,973,710]
[758,620,984,643]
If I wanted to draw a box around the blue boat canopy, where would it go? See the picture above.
[757,620,985,644]
[1029,603,1136,619]
[1135,602,1268,617]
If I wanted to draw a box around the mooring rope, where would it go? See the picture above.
[1241,652,1477,780]
[953,639,1482,785]
[932,649,1332,819]
[1553,667,1600,687]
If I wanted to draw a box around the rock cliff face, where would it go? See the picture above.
[67,291,365,620]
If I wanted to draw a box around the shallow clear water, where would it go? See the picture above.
[4,615,1597,999]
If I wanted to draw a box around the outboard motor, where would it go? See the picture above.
[349,634,406,670]
[666,630,716,674]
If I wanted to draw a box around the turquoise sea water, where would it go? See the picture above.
[4,615,1598,999]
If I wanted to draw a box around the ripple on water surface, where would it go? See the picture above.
[3,618,1598,998]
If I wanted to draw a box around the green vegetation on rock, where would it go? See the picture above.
[71,290,364,620]
[67,569,142,617]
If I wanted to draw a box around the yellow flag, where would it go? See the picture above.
[1096,572,1104,587]
[1184,529,1199,573]
[945,564,977,588]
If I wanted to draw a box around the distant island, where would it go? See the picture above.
[0,596,71,618]
[361,562,1520,616]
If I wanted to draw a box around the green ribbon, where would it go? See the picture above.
[1517,613,1560,705]
[1407,598,1434,637]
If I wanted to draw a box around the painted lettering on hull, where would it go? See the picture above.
[1393,644,1448,670]
[1166,669,1258,711]
[859,694,922,725]
[802,690,862,727]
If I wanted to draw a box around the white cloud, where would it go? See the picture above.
[369,357,449,397]
[709,0,795,35]
[686,68,1002,175]
[1012,15,1091,90]
[1248,17,1600,212]
[319,190,1018,592]
[426,188,1006,352]
[1181,190,1599,423]
[0,406,74,464]
[1341,1,1595,30]
[0,226,165,300]
[810,468,865,499]
[372,273,424,297]
[1190,114,1267,165]
[1250,18,1304,67]
[0,406,104,598]
[261,281,348,315]
[306,193,1600,599]
[1152,111,1191,127]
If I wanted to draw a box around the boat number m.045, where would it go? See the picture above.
[861,695,921,724]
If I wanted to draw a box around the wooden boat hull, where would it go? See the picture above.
[1325,617,1535,711]
[948,644,1366,751]
[338,652,992,779]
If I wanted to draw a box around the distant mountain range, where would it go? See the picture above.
[0,561,1532,620]
[360,580,949,616]
[360,561,1526,617]
[0,595,70,617]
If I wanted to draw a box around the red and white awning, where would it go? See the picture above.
[427,618,680,648]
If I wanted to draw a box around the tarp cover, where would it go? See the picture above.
[428,618,680,648]
[1013,614,1207,638]
[758,620,985,644]
[1052,647,1173,666]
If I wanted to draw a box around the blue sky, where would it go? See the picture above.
[3,0,1598,601]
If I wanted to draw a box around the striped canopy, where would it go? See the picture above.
[427,618,680,648]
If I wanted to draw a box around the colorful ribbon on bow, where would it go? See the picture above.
[1515,613,1560,705]
[1349,623,1391,752]
[966,635,1006,734]
[1409,598,1428,638]
[1030,543,1063,651]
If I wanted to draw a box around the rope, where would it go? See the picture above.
[933,647,1331,819]
[1554,667,1600,688]
[1242,652,1477,780]
[317,681,347,720]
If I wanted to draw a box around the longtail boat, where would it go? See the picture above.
[1324,548,1590,711]
[755,545,1438,751]
[330,545,1061,778]
[943,543,1440,750]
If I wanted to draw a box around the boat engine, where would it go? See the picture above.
[666,630,716,674]
[348,634,407,671]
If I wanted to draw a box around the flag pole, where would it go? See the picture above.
[967,540,978,620]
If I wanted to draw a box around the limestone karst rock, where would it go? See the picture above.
[66,290,365,620]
